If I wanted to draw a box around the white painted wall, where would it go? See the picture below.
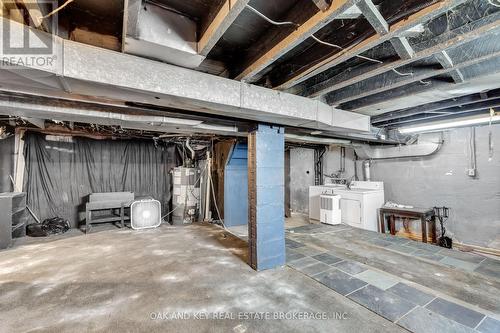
[370,125,500,249]
[289,124,500,248]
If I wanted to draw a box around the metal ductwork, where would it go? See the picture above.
[124,1,205,68]
[354,140,442,160]
[0,98,240,136]
[0,17,372,135]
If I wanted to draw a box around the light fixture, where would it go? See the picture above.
[310,130,323,135]
[194,124,238,132]
[285,134,351,145]
[399,114,500,134]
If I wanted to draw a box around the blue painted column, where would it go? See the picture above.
[224,143,248,227]
[248,124,285,271]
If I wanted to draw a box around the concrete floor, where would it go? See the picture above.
[0,222,406,333]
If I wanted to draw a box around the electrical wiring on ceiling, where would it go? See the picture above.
[246,5,300,27]
[245,5,418,81]
[41,0,74,19]
[311,34,417,78]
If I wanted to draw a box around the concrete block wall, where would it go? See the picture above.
[248,125,285,271]
[288,124,500,249]
[290,146,357,214]
[370,125,500,249]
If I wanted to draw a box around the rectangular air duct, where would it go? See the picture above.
[124,1,205,68]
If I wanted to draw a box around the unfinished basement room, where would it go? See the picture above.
[0,0,499,332]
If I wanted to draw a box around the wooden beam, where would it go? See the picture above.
[2,0,24,23]
[276,0,470,90]
[376,99,500,128]
[303,12,500,98]
[235,0,358,81]
[372,89,500,124]
[341,57,500,111]
[198,0,249,57]
[327,49,500,106]
[18,0,49,31]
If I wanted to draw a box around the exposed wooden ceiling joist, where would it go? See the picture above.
[234,0,358,82]
[371,88,500,124]
[342,59,500,112]
[17,0,46,29]
[375,98,500,127]
[275,0,470,91]
[327,45,500,106]
[198,0,249,57]
[305,12,500,99]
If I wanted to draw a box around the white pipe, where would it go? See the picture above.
[185,138,195,160]
[354,141,442,159]
[363,160,371,181]
[204,151,212,221]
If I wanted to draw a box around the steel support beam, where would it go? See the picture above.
[304,14,500,99]
[235,0,358,82]
[276,0,470,90]
[198,0,249,56]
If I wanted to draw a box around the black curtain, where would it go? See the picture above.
[23,133,180,228]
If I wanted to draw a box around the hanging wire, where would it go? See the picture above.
[246,5,417,80]
[392,68,413,77]
[311,34,415,78]
[310,35,343,50]
[246,5,300,27]
[41,0,74,19]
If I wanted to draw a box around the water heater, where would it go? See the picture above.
[172,166,201,225]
